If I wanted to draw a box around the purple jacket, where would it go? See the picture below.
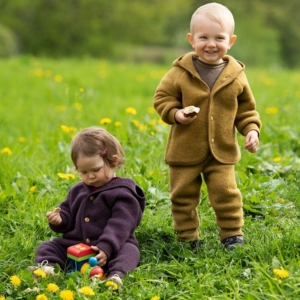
[49,178,146,259]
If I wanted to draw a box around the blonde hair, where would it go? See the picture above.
[190,2,235,36]
[71,126,124,169]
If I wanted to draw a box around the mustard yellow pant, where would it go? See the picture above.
[169,154,243,241]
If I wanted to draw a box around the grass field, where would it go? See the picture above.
[1,56,300,299]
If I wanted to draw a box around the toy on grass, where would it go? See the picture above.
[67,243,104,278]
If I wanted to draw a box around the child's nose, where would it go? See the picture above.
[207,39,216,47]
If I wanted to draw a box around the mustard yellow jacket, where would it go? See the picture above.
[153,52,261,165]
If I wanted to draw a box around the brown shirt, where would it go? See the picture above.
[193,57,227,90]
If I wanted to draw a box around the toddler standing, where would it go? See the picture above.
[153,3,261,250]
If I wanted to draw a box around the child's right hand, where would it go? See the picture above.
[175,109,197,124]
[46,211,62,225]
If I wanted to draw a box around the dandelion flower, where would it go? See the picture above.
[114,121,122,127]
[126,107,137,115]
[10,275,21,287]
[0,296,5,300]
[54,74,63,82]
[57,173,76,180]
[100,118,112,125]
[151,296,161,300]
[47,283,59,293]
[36,294,48,300]
[60,290,75,300]
[79,286,95,296]
[131,120,139,127]
[1,147,12,155]
[265,107,278,114]
[278,198,284,204]
[273,157,281,162]
[34,269,47,278]
[273,269,289,279]
[105,280,118,290]
[61,125,76,133]
[147,107,155,114]
[73,102,82,110]
[29,185,37,193]
[79,88,84,92]
[18,137,26,143]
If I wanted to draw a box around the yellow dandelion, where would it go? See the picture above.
[157,118,167,126]
[47,283,59,293]
[0,296,5,300]
[56,105,66,111]
[273,268,289,279]
[10,275,21,287]
[138,124,147,131]
[150,119,157,126]
[34,68,44,77]
[73,102,82,110]
[18,137,26,143]
[34,269,47,278]
[126,107,137,115]
[273,157,281,162]
[114,121,122,127]
[1,147,12,155]
[79,88,84,92]
[263,77,275,86]
[278,198,284,204]
[131,119,139,127]
[54,74,63,83]
[60,125,77,133]
[150,131,155,136]
[147,107,155,114]
[36,294,48,300]
[105,280,118,290]
[79,286,95,296]
[60,290,75,300]
[29,185,37,193]
[100,118,112,125]
[57,173,76,180]
[151,296,161,300]
[265,107,278,114]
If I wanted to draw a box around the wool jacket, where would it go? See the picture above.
[49,178,146,259]
[154,52,261,165]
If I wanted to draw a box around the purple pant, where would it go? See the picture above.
[35,239,140,278]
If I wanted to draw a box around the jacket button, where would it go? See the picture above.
[86,238,90,243]
[211,138,214,143]
[90,196,94,200]
[211,116,214,120]
[85,217,90,222]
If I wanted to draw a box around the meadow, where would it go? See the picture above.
[0,56,300,299]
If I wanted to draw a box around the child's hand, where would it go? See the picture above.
[244,130,259,153]
[46,211,62,225]
[91,246,108,267]
[175,109,197,124]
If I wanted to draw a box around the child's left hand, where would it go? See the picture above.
[244,130,259,153]
[91,245,108,267]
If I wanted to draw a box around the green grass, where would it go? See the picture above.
[1,56,300,299]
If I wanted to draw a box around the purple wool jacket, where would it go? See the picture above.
[49,178,146,259]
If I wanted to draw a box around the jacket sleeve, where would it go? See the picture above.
[153,67,183,124]
[95,188,143,259]
[235,73,262,136]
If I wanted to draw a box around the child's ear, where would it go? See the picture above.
[187,33,194,48]
[228,35,237,49]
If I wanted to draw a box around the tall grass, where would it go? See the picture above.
[0,56,300,299]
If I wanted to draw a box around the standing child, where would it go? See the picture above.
[153,3,261,250]
[30,126,146,285]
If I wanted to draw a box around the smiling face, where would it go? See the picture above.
[187,15,237,64]
[76,154,116,188]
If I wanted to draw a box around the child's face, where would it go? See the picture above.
[76,154,116,187]
[187,15,236,64]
